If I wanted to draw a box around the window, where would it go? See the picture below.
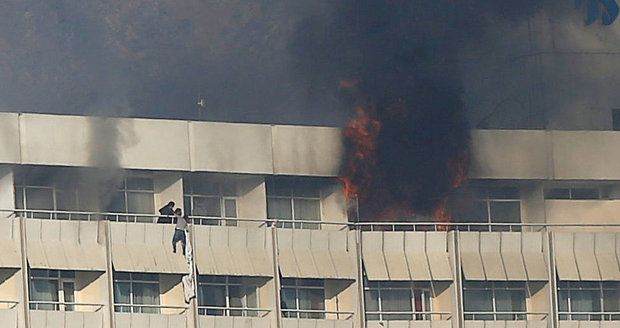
[364,281,432,320]
[456,187,521,231]
[267,179,321,229]
[113,272,160,314]
[545,187,610,200]
[29,269,75,311]
[109,176,155,222]
[197,276,259,316]
[463,281,527,320]
[558,281,620,321]
[281,278,325,319]
[183,178,237,226]
[15,169,79,218]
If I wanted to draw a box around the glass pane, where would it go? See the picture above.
[245,286,258,316]
[268,198,292,220]
[293,199,320,221]
[224,199,237,218]
[15,187,24,210]
[280,288,296,309]
[229,285,243,316]
[558,290,569,312]
[267,180,292,197]
[109,192,126,213]
[464,290,493,320]
[364,290,379,312]
[126,192,155,215]
[487,187,519,199]
[604,288,620,320]
[382,289,412,320]
[25,188,54,210]
[571,188,599,200]
[455,201,488,224]
[63,282,75,311]
[204,285,226,316]
[571,289,601,320]
[545,188,570,200]
[133,282,160,314]
[495,289,525,320]
[489,201,521,223]
[30,279,58,310]
[126,177,154,191]
[113,282,131,304]
[192,181,220,195]
[298,288,325,319]
[193,196,221,217]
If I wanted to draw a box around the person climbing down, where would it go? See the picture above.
[172,208,187,255]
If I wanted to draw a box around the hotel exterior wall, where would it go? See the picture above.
[470,130,620,180]
[0,113,345,177]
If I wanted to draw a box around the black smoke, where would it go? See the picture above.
[289,1,543,218]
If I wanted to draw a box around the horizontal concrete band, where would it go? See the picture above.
[0,113,343,176]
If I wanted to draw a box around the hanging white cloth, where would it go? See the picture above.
[182,228,196,303]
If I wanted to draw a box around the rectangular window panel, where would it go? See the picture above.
[571,188,600,200]
[133,282,160,314]
[25,188,54,210]
[545,188,571,200]
[381,289,413,320]
[280,288,297,318]
[30,279,59,310]
[463,289,493,320]
[126,177,154,191]
[489,201,521,223]
[113,282,131,313]
[63,282,75,311]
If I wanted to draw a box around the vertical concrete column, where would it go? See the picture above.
[270,225,282,328]
[103,221,116,328]
[189,225,200,328]
[355,229,366,328]
[17,216,29,328]
[449,232,463,328]
[546,232,558,328]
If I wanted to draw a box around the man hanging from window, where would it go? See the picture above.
[172,208,187,255]
[158,201,175,223]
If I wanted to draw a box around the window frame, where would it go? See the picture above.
[364,280,432,321]
[183,179,238,226]
[558,281,620,321]
[280,278,326,319]
[462,281,528,320]
[113,272,161,314]
[109,175,155,222]
[29,269,76,311]
[197,275,260,317]
[267,182,322,229]
[15,181,80,218]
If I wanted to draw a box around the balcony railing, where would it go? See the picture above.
[29,301,104,312]
[197,306,271,317]
[559,312,620,321]
[114,303,188,315]
[365,311,452,321]
[282,309,355,320]
[464,312,548,321]
[4,209,620,233]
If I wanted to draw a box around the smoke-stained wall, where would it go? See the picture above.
[462,1,620,130]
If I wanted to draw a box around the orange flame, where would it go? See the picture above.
[340,107,381,200]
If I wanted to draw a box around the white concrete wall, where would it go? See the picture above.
[0,113,346,177]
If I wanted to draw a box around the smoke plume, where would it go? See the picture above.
[289,1,543,218]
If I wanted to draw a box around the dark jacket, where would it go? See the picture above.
[158,205,174,223]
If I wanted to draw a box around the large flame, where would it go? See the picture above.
[339,80,468,222]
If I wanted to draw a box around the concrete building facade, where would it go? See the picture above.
[0,112,616,328]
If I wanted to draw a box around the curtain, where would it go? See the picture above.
[133,282,160,314]
[30,279,58,310]
[382,289,412,320]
